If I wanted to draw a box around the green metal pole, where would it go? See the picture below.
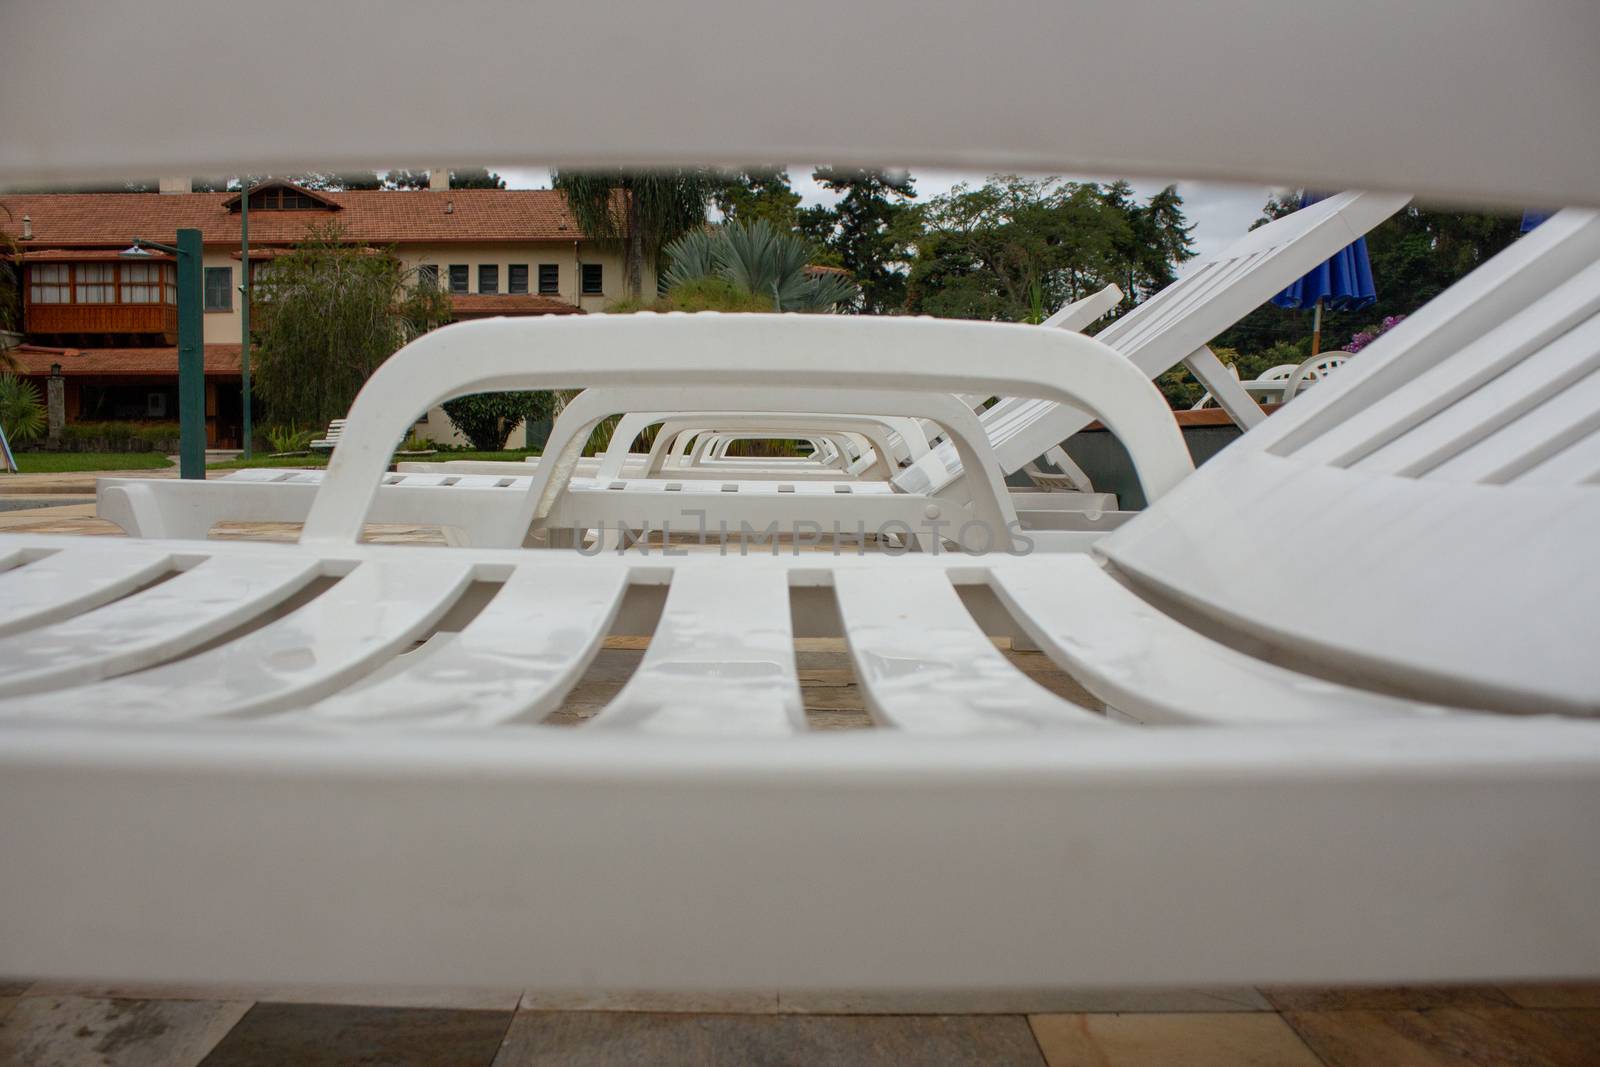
[176,227,206,479]
[240,183,252,458]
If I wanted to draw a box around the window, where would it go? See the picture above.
[245,187,326,211]
[75,264,115,304]
[163,263,178,305]
[478,264,499,295]
[120,262,161,304]
[203,266,233,311]
[448,264,469,294]
[416,264,438,291]
[581,263,603,295]
[538,264,559,295]
[508,264,528,294]
[29,264,71,304]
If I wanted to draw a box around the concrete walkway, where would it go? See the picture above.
[0,466,178,496]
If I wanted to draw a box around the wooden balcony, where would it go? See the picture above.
[25,304,178,342]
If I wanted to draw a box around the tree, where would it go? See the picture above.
[0,179,157,193]
[442,392,553,451]
[803,168,920,313]
[906,177,1197,324]
[218,172,384,192]
[0,216,20,344]
[251,225,452,427]
[662,220,858,312]
[713,168,803,230]
[550,169,718,299]
[0,374,46,443]
[386,167,507,190]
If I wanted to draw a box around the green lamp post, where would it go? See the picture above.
[240,184,252,459]
[123,228,205,479]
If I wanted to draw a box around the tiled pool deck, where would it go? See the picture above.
[2,493,1597,1065]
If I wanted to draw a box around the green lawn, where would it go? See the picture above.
[205,449,540,471]
[9,452,175,473]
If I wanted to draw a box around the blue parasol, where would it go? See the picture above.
[1271,191,1378,353]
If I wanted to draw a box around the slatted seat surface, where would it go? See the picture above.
[4,532,1597,989]
[0,536,1530,733]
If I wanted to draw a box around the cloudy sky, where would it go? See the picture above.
[495,166,1277,262]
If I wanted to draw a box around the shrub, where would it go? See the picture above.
[605,277,774,314]
[265,423,314,454]
[660,220,859,311]
[442,392,552,451]
[1344,314,1406,353]
[0,374,47,443]
[54,419,181,451]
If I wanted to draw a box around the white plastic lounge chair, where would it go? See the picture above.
[99,196,1402,547]
[1191,353,1349,410]
[5,208,1599,990]
[7,0,1598,992]
[307,417,345,453]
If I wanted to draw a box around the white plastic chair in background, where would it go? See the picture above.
[1192,354,1351,410]
[99,193,1404,547]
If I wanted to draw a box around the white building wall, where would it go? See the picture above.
[202,240,650,446]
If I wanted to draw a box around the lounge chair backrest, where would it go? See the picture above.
[1041,283,1122,331]
[895,191,1410,488]
[1098,209,1600,716]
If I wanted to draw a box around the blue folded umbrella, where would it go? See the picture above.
[1271,192,1378,312]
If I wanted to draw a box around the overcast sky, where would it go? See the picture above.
[495,166,1277,263]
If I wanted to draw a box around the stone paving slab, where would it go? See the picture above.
[492,1011,1046,1066]
[0,995,250,1067]
[195,1003,513,1067]
[1282,1006,1600,1067]
[1031,1011,1324,1067]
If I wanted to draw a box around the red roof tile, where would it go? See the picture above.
[0,188,594,248]
[448,294,585,317]
[10,343,242,377]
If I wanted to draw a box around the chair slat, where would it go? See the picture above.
[586,566,804,734]
[988,557,1451,725]
[0,559,474,721]
[1511,423,1600,486]
[0,554,322,695]
[288,564,629,727]
[1292,259,1600,468]
[1350,310,1600,478]
[0,546,174,639]
[1426,365,1600,484]
[834,569,1109,732]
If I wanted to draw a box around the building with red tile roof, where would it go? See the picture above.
[2,178,630,447]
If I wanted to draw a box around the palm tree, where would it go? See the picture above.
[551,170,719,300]
[663,220,859,312]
